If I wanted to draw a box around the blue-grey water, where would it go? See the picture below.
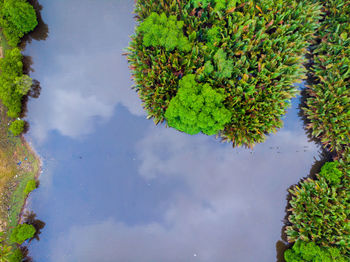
[24,0,321,261]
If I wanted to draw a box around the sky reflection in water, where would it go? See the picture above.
[24,0,321,261]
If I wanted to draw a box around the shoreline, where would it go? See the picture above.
[17,136,42,225]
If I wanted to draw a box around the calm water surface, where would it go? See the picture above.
[24,0,321,261]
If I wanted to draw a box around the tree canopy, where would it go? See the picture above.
[10,223,35,244]
[0,0,38,46]
[165,74,231,135]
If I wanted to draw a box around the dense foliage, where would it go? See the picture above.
[7,248,22,262]
[9,223,35,244]
[8,119,24,136]
[284,240,348,262]
[0,48,26,118]
[303,0,350,161]
[165,74,231,135]
[23,179,36,195]
[128,0,321,147]
[0,0,38,46]
[0,233,11,262]
[286,161,349,254]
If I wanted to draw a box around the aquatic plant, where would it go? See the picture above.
[286,161,349,254]
[9,223,35,244]
[303,0,350,161]
[284,240,348,262]
[127,0,321,147]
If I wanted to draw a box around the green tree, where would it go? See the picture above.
[7,248,23,262]
[14,74,32,95]
[284,240,348,262]
[24,179,36,195]
[10,223,35,244]
[165,74,232,135]
[0,48,24,117]
[9,119,25,136]
[137,12,191,52]
[319,161,343,185]
[3,0,38,33]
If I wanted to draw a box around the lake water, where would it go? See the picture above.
[23,0,321,261]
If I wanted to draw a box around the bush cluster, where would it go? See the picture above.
[303,0,350,161]
[128,0,321,147]
[9,119,25,136]
[286,161,349,255]
[284,240,348,262]
[0,0,38,46]
[23,179,36,195]
[10,223,35,244]
[0,48,27,118]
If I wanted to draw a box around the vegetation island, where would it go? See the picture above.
[128,0,349,261]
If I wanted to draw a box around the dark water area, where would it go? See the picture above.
[23,0,322,261]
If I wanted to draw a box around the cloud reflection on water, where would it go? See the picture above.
[26,0,144,142]
[49,124,319,262]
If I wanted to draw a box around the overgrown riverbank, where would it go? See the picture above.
[0,0,40,261]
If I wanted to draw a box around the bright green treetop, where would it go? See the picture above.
[284,240,348,262]
[0,48,24,117]
[3,0,38,33]
[24,179,36,195]
[14,74,32,95]
[9,119,25,136]
[10,223,35,244]
[137,12,191,52]
[165,74,232,135]
[319,161,343,185]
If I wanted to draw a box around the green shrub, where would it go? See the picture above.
[319,161,343,185]
[9,119,25,136]
[286,162,349,254]
[23,179,36,195]
[284,240,348,262]
[137,12,191,52]
[303,0,350,160]
[128,0,321,147]
[0,0,38,46]
[0,48,25,118]
[14,74,32,95]
[7,248,23,262]
[10,223,35,244]
[165,74,231,135]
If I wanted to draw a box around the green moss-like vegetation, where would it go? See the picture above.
[9,223,35,245]
[128,0,321,147]
[286,161,349,254]
[165,74,231,135]
[284,240,348,262]
[303,0,350,160]
[8,119,24,136]
[23,179,36,195]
